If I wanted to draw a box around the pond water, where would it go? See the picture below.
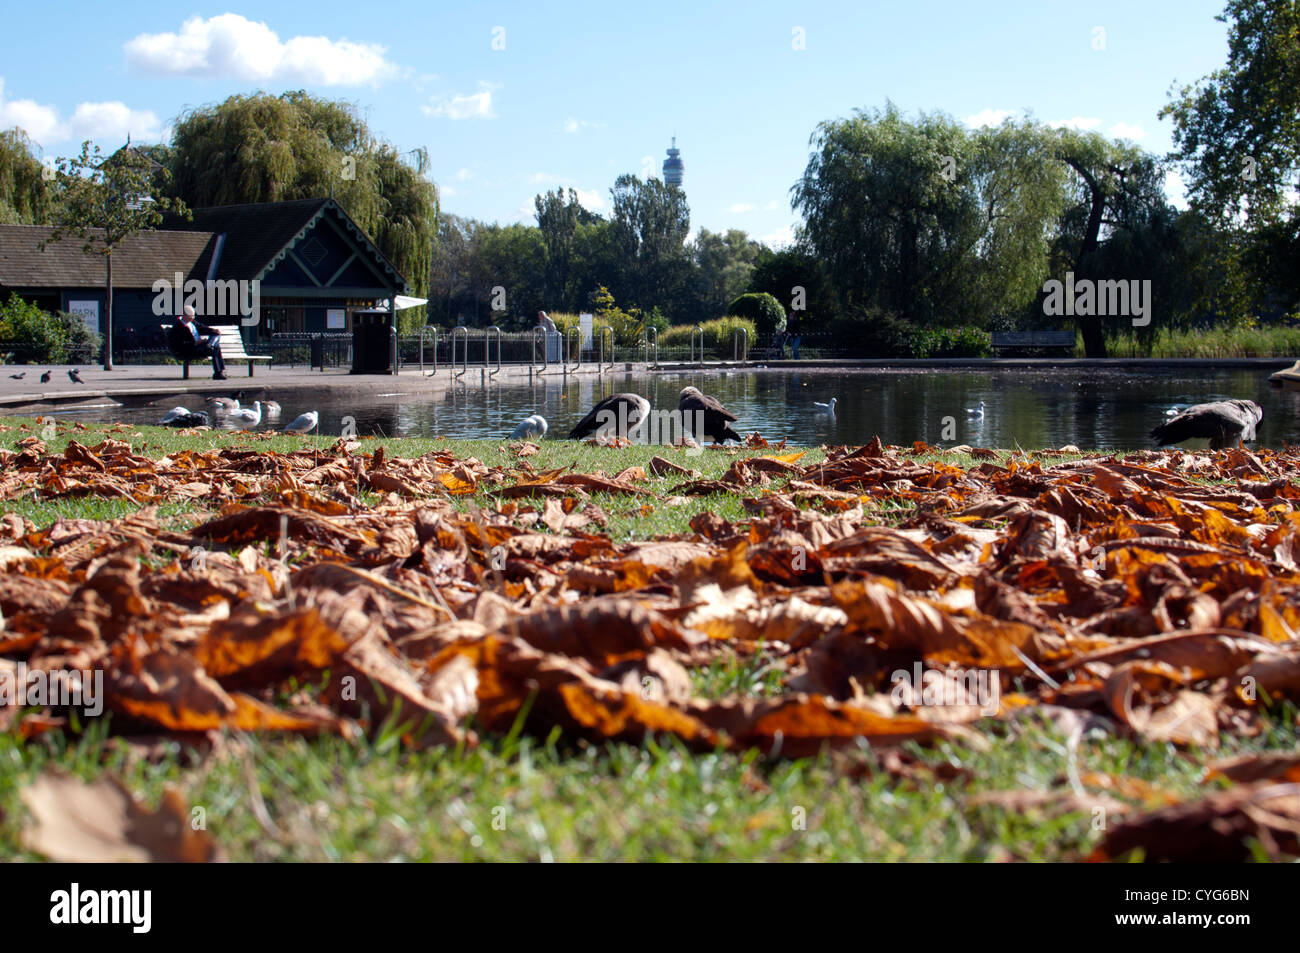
[48,367,1300,450]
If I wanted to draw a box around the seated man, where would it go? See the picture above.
[168,305,227,379]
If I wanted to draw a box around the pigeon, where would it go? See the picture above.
[67,369,83,383]
[40,371,51,383]
[569,394,651,440]
[8,372,25,380]
[160,407,209,428]
[678,386,741,444]
[226,401,262,426]
[511,414,548,440]
[283,411,319,435]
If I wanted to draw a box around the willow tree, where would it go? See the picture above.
[165,91,438,330]
[0,128,53,224]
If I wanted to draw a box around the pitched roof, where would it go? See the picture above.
[0,225,215,289]
[164,197,409,291]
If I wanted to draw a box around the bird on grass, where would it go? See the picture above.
[814,397,838,414]
[678,386,741,444]
[8,372,25,380]
[283,411,319,435]
[569,393,651,440]
[40,370,51,383]
[1151,399,1262,450]
[67,369,84,384]
[226,400,262,426]
[511,414,548,440]
[160,406,209,427]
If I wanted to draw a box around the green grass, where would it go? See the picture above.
[1102,324,1300,358]
[4,707,1298,861]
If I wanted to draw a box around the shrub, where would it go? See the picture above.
[55,310,102,363]
[661,316,757,357]
[727,292,786,335]
[0,296,68,363]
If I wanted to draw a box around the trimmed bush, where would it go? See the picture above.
[727,292,786,335]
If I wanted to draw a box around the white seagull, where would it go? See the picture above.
[283,410,319,435]
[813,397,838,414]
[226,400,262,426]
[967,401,986,419]
[511,414,548,440]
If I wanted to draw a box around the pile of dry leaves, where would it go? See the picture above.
[4,426,1300,860]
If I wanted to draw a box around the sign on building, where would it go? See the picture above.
[67,300,99,335]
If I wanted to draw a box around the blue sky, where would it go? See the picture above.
[1,1,1231,246]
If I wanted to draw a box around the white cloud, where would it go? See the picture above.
[440,184,456,197]
[124,14,396,86]
[763,199,781,211]
[1049,116,1104,131]
[762,224,796,249]
[455,168,473,181]
[729,203,754,214]
[562,117,603,134]
[527,172,562,184]
[1163,169,1189,210]
[0,78,60,143]
[1109,121,1147,141]
[423,85,496,120]
[573,188,605,212]
[0,77,160,146]
[963,108,1013,129]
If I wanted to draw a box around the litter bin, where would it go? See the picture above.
[349,310,395,374]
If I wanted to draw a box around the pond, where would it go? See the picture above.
[45,367,1299,449]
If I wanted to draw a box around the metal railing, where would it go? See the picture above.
[450,326,469,379]
[485,325,502,378]
[419,326,439,376]
[644,326,658,368]
[564,326,582,374]
[598,326,614,371]
[690,325,705,366]
[733,327,749,364]
[531,327,550,375]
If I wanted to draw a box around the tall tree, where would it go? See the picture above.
[609,174,691,315]
[43,141,188,369]
[1162,0,1300,314]
[165,91,438,330]
[0,128,53,224]
[692,229,760,316]
[534,187,600,310]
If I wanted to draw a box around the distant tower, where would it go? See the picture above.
[663,137,684,187]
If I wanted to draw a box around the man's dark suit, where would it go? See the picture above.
[168,319,226,376]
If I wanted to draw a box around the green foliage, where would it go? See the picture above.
[727,292,786,335]
[748,248,831,321]
[909,325,992,358]
[610,174,691,315]
[165,92,437,329]
[692,229,760,316]
[55,309,102,362]
[592,285,645,347]
[1105,322,1300,357]
[0,296,69,363]
[0,128,53,224]
[661,316,757,357]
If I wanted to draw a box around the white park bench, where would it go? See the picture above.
[163,324,272,378]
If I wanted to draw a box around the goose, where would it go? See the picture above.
[511,414,548,440]
[1151,399,1262,449]
[160,407,209,428]
[226,401,262,426]
[678,386,740,444]
[569,393,651,440]
[283,410,319,435]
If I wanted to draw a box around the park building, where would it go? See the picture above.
[0,197,411,360]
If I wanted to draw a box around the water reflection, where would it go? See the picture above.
[46,367,1299,450]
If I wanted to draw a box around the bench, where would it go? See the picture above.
[990,331,1076,353]
[163,324,272,378]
